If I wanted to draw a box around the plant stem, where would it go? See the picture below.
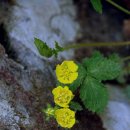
[106,0,130,15]
[64,41,130,50]
[64,41,130,62]
[122,55,130,62]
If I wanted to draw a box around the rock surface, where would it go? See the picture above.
[1,0,79,68]
[0,44,57,130]
[0,0,79,129]
[101,86,130,130]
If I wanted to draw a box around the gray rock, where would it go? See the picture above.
[0,44,58,130]
[0,44,31,129]
[0,0,79,129]
[3,0,79,68]
[101,86,130,130]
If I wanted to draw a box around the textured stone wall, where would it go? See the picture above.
[0,0,79,129]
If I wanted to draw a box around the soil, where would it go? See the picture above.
[72,110,106,130]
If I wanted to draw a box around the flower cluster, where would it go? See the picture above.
[44,61,78,128]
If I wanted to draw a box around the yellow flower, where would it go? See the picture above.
[55,108,76,128]
[56,61,78,84]
[52,86,74,107]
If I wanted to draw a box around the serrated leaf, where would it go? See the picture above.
[69,64,87,92]
[82,52,121,81]
[70,101,83,111]
[90,0,102,14]
[34,38,53,57]
[80,76,108,113]
[34,38,64,58]
[108,53,121,62]
[109,53,125,83]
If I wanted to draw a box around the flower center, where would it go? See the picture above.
[56,91,70,104]
[61,112,74,125]
[60,64,72,81]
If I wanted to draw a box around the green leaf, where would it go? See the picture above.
[90,0,102,14]
[109,53,125,83]
[82,52,121,81]
[80,76,108,113]
[55,41,64,51]
[69,64,87,92]
[34,38,53,58]
[70,101,83,111]
[34,38,64,58]
[53,41,64,58]
[108,53,121,62]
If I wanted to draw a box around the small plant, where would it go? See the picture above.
[34,38,124,129]
[33,1,130,128]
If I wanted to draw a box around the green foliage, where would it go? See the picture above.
[71,52,121,113]
[34,38,63,58]
[80,77,108,113]
[34,38,53,58]
[78,52,121,112]
[55,41,64,52]
[69,64,87,92]
[35,38,122,114]
[42,104,56,121]
[108,53,121,62]
[108,53,126,84]
[82,52,121,81]
[70,101,83,111]
[55,51,121,113]
[90,0,102,14]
